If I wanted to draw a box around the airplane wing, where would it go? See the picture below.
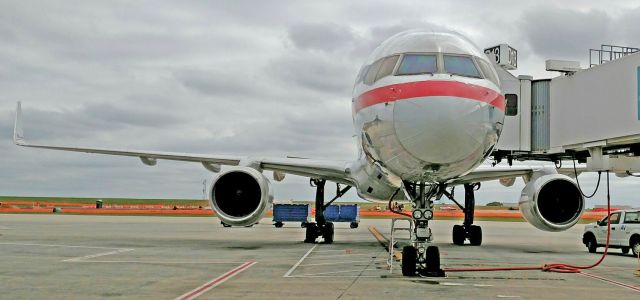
[13,102,354,186]
[450,165,536,185]
[450,164,587,185]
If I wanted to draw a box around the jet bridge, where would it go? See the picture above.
[490,44,640,175]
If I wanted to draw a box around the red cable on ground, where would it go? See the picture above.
[444,171,612,274]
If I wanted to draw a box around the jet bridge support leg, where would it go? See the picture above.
[304,179,335,244]
[452,183,482,246]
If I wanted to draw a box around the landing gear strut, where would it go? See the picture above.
[400,181,445,277]
[304,179,351,244]
[450,183,482,246]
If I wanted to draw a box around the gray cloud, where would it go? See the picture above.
[174,69,266,99]
[3,101,185,142]
[618,7,640,46]
[270,52,356,95]
[288,23,358,53]
[520,7,613,61]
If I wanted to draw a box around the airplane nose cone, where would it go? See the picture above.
[393,96,499,166]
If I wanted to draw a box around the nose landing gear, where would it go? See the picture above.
[399,181,445,277]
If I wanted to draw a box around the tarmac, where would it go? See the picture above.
[0,214,639,299]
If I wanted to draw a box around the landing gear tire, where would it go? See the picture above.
[221,222,231,228]
[621,247,630,254]
[587,237,597,253]
[452,225,465,245]
[304,223,318,243]
[402,246,417,276]
[450,183,481,247]
[350,222,359,229]
[469,225,482,246]
[322,222,334,244]
[426,246,441,272]
[630,238,640,256]
[274,222,283,228]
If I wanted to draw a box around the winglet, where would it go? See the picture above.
[14,101,25,145]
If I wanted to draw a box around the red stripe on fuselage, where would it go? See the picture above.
[354,80,505,112]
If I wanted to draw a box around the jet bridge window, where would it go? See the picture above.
[505,94,518,116]
[443,55,481,78]
[396,54,437,75]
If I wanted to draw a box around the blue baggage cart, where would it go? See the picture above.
[323,204,360,228]
[272,204,312,228]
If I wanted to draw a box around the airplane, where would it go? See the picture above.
[13,29,587,277]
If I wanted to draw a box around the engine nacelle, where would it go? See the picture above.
[209,167,273,226]
[519,171,584,232]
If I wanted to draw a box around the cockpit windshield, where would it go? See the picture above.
[443,55,481,78]
[358,52,496,86]
[477,59,500,85]
[397,54,437,75]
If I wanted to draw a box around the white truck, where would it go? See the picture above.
[583,210,640,257]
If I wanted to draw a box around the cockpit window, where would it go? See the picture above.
[363,59,383,85]
[375,55,399,82]
[397,54,437,75]
[477,59,500,85]
[443,55,481,78]
[356,65,369,83]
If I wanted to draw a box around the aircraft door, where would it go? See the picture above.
[607,212,623,246]
[594,215,609,244]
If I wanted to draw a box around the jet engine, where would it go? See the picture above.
[519,171,584,232]
[209,167,273,227]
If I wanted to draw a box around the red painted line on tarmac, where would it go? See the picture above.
[176,261,256,300]
[579,271,640,293]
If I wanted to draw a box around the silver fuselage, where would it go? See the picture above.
[348,30,505,200]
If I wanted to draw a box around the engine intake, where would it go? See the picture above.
[209,167,273,226]
[519,172,584,232]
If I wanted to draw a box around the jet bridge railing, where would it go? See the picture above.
[589,44,639,67]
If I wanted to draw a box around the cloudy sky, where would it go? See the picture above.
[1,1,640,207]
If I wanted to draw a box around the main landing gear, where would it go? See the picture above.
[447,183,482,246]
[304,179,351,244]
[399,181,445,277]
